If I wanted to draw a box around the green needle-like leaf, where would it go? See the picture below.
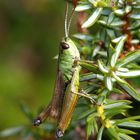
[117,121,140,128]
[105,109,129,119]
[97,89,108,105]
[104,100,131,110]
[130,14,140,20]
[82,8,103,28]
[86,115,95,139]
[105,76,113,91]
[111,35,127,67]
[0,126,23,137]
[116,50,140,67]
[112,36,124,43]
[117,67,129,72]
[115,116,140,124]
[75,4,91,11]
[86,114,98,139]
[19,102,33,121]
[118,128,136,135]
[73,33,93,41]
[98,60,109,74]
[89,0,111,7]
[110,21,125,27]
[112,71,126,83]
[20,102,33,122]
[119,133,135,140]
[77,108,96,120]
[116,70,140,78]
[80,73,97,81]
[118,82,140,102]
[79,61,99,73]
[106,127,120,140]
[97,126,104,140]
[80,73,104,81]
[114,9,125,16]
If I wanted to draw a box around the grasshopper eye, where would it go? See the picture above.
[60,42,69,49]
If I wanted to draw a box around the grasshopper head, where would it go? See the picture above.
[60,37,80,58]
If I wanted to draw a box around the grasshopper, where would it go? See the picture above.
[33,1,96,138]
[33,2,81,138]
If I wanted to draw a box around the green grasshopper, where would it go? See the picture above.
[33,2,81,138]
[33,2,96,138]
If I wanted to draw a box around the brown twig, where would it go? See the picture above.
[121,3,140,58]
[122,11,134,52]
[77,12,88,33]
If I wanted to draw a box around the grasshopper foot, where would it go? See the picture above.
[33,118,42,126]
[56,129,64,139]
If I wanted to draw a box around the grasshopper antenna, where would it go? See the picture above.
[67,6,75,37]
[64,1,69,38]
[65,0,76,38]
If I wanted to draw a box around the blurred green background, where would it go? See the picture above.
[0,0,66,132]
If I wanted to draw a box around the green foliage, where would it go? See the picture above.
[73,0,140,139]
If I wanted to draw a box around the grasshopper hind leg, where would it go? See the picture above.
[56,129,64,138]
[33,71,65,126]
[33,104,52,126]
[33,117,42,126]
